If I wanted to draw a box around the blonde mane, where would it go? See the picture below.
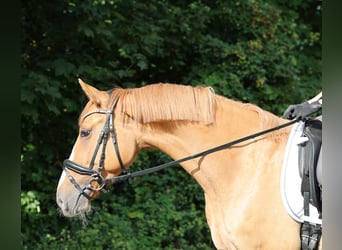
[110,83,216,125]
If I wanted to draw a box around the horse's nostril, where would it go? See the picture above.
[57,196,64,207]
[57,197,70,213]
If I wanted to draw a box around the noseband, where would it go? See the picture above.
[63,97,126,200]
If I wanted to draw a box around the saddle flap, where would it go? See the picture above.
[298,119,322,212]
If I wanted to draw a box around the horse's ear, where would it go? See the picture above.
[78,78,102,107]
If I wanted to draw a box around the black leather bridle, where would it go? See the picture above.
[63,97,126,200]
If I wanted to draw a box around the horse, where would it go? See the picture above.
[56,79,322,249]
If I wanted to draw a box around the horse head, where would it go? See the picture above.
[56,79,138,217]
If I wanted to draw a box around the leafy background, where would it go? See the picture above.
[21,0,321,249]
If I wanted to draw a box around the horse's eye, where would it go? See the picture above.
[80,130,91,138]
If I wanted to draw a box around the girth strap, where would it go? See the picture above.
[300,192,322,250]
[301,220,322,250]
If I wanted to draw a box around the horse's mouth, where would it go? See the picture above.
[57,194,92,218]
[58,204,92,218]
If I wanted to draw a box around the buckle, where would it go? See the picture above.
[88,174,106,191]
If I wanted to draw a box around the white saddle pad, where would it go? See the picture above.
[280,121,322,224]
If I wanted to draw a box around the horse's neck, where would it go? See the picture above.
[137,97,283,194]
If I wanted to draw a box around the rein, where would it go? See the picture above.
[103,119,298,185]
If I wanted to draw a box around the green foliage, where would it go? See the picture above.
[21,0,321,249]
[21,191,41,214]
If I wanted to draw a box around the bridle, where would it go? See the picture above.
[63,97,126,201]
[62,94,299,202]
